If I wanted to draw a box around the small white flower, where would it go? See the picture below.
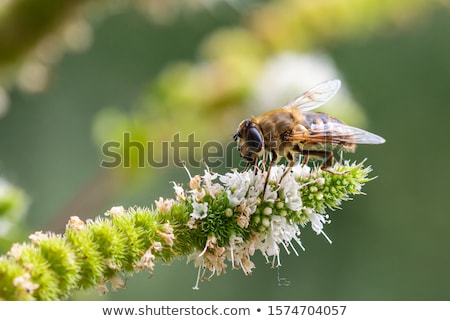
[28,231,48,244]
[256,215,302,266]
[156,225,175,246]
[226,235,256,275]
[110,274,126,291]
[268,165,285,182]
[171,182,185,200]
[13,273,39,294]
[306,211,332,244]
[263,184,278,203]
[189,175,201,190]
[218,169,240,188]
[202,170,223,196]
[292,164,311,179]
[189,186,206,202]
[67,216,86,231]
[8,243,23,260]
[278,169,302,211]
[219,169,251,206]
[246,172,265,206]
[105,206,126,216]
[308,211,326,234]
[154,197,175,213]
[228,235,244,269]
[135,247,156,271]
[316,177,326,186]
[191,201,208,219]
[238,197,257,217]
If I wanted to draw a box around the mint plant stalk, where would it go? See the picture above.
[0,160,373,300]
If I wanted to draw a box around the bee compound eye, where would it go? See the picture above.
[244,127,263,153]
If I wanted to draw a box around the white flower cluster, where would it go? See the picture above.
[155,164,333,287]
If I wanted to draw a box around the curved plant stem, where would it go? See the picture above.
[0,160,374,300]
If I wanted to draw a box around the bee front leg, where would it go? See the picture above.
[241,157,258,173]
[278,151,296,185]
[241,162,251,172]
[263,150,277,199]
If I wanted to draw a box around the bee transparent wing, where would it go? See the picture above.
[282,79,341,112]
[290,122,385,145]
[343,125,386,144]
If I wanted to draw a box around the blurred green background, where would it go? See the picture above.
[0,0,449,300]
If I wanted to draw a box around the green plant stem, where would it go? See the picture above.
[0,161,373,300]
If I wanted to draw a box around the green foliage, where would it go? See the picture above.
[65,227,105,289]
[299,161,373,214]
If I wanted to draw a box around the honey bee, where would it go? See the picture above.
[234,79,385,173]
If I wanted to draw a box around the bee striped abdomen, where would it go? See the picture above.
[302,112,356,151]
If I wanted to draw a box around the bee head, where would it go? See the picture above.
[234,119,263,162]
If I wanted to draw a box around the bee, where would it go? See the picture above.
[233,79,385,174]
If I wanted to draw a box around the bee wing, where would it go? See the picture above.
[282,79,341,111]
[343,125,386,144]
[290,123,385,145]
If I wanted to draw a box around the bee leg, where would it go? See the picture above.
[252,158,261,174]
[259,153,268,171]
[336,149,344,166]
[278,152,296,185]
[263,151,277,198]
[241,157,258,173]
[310,150,347,175]
[301,154,309,166]
[322,150,334,169]
[241,162,250,172]
[292,146,307,166]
